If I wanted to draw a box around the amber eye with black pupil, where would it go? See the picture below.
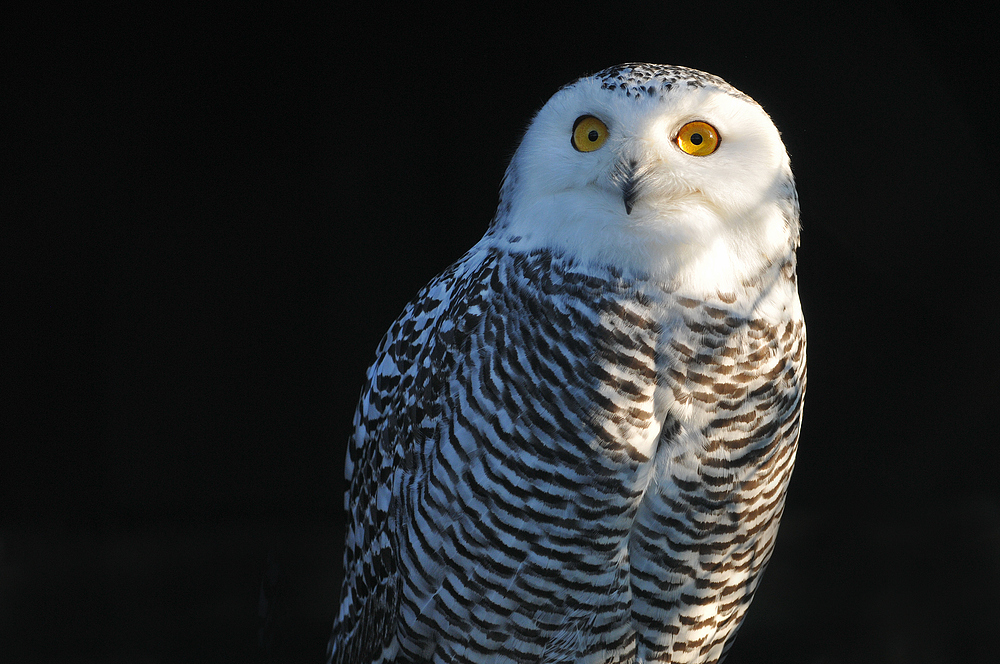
[676,121,719,156]
[572,115,609,152]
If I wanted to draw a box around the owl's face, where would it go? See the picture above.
[494,65,797,291]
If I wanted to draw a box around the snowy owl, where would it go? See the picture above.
[328,63,806,664]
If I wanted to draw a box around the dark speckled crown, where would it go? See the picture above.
[581,62,754,104]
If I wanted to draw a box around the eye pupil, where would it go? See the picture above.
[588,130,599,142]
[690,133,703,145]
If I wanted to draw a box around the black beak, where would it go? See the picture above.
[617,159,640,215]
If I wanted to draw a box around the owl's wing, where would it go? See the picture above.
[332,247,676,661]
[327,250,478,663]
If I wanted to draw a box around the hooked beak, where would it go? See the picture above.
[616,159,641,215]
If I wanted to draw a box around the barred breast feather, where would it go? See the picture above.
[329,245,805,664]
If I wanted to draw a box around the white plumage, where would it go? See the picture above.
[329,63,806,664]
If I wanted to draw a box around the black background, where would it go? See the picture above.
[6,3,998,662]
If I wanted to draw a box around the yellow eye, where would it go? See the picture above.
[572,115,609,152]
[676,121,719,156]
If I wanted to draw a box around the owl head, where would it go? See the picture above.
[491,64,798,292]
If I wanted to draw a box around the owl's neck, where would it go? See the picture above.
[486,190,798,301]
